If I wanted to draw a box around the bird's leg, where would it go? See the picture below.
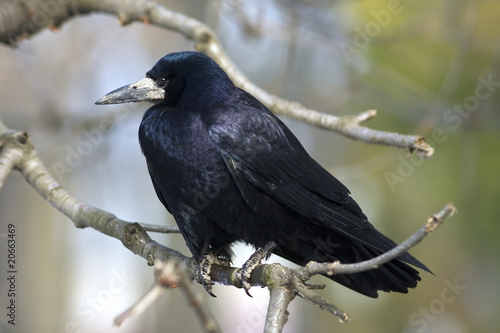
[237,242,277,297]
[195,252,231,297]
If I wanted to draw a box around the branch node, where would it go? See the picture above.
[118,13,132,26]
[122,222,151,251]
[425,203,456,233]
[138,15,150,25]
[48,21,60,31]
[197,29,214,43]
[354,109,377,124]
[413,136,434,159]
[155,260,181,288]
[16,131,29,144]
[147,253,155,266]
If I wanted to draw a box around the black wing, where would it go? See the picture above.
[208,101,429,272]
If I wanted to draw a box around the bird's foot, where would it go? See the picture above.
[236,242,277,297]
[195,252,230,297]
[195,252,217,297]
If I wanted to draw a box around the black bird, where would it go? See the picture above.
[96,51,430,298]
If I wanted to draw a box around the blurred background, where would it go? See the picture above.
[1,0,499,332]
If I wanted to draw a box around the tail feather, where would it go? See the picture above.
[274,228,430,298]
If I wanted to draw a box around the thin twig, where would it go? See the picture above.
[115,260,221,332]
[114,283,166,327]
[293,279,349,323]
[299,203,456,278]
[177,263,222,333]
[139,223,181,233]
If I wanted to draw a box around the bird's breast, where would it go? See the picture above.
[139,107,228,205]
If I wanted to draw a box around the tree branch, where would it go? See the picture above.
[0,116,191,269]
[265,279,295,333]
[0,0,434,158]
[293,280,349,323]
[115,260,222,333]
[176,262,222,333]
[0,127,27,188]
[139,222,180,233]
[0,117,453,332]
[298,202,456,278]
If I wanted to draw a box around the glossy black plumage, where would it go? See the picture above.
[97,51,430,297]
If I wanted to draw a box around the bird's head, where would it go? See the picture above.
[96,51,233,108]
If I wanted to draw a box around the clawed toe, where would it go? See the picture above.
[196,243,276,297]
[237,242,277,297]
[195,252,232,297]
[195,252,217,297]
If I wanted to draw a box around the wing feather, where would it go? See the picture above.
[208,104,428,271]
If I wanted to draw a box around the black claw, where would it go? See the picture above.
[205,284,217,298]
[237,241,277,296]
[244,286,253,298]
[236,267,254,297]
[262,241,277,255]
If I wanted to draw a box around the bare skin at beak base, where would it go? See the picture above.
[95,77,165,105]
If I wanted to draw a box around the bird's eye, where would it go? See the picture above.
[155,77,168,88]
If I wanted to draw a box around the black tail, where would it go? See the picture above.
[274,228,431,298]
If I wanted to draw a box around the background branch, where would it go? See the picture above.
[0,0,434,158]
[115,260,222,333]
